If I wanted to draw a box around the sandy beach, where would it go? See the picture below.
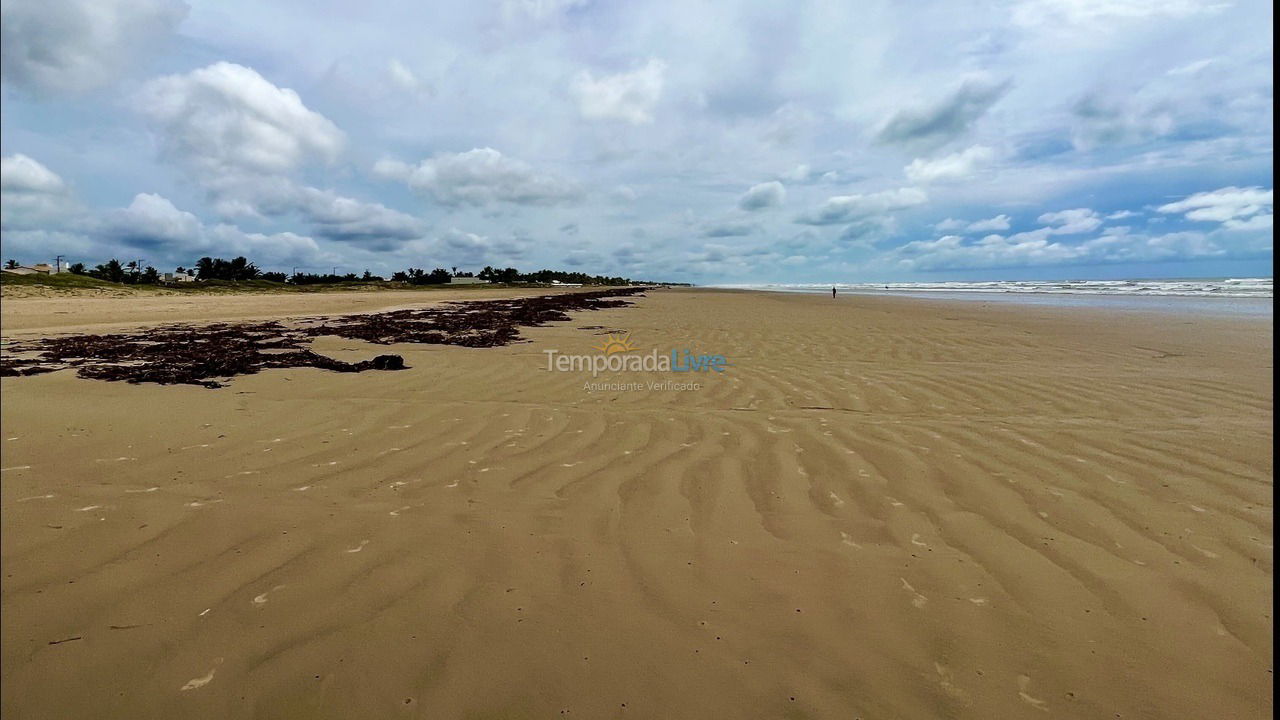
[0,287,1271,719]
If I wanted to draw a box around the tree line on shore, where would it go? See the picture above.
[4,256,647,286]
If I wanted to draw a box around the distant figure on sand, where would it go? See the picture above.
[832,286,837,298]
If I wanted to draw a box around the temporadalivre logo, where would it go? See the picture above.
[543,332,730,378]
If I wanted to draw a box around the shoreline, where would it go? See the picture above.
[706,286,1274,317]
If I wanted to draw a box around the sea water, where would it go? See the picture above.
[716,278,1273,316]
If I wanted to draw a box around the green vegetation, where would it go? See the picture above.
[0,272,124,290]
[3,254,676,294]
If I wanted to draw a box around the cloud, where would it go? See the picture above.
[571,59,666,125]
[904,145,995,184]
[1,154,66,194]
[99,192,320,264]
[1070,93,1176,150]
[499,0,590,24]
[1012,0,1225,28]
[1157,186,1273,224]
[885,227,1239,272]
[1,0,187,95]
[966,213,1012,232]
[796,187,927,226]
[138,62,345,180]
[384,148,580,206]
[436,227,529,264]
[877,78,1010,149]
[1037,208,1102,234]
[1,154,75,227]
[101,192,201,247]
[288,187,425,249]
[1168,58,1218,76]
[702,221,756,238]
[738,181,785,211]
[386,59,426,94]
[838,216,899,247]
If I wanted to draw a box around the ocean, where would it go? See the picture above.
[714,278,1274,316]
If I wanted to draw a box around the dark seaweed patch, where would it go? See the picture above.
[0,288,646,388]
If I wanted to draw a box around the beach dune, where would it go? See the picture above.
[0,288,1272,719]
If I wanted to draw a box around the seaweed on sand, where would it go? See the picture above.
[0,288,646,388]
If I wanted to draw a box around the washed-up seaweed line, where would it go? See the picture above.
[0,288,648,388]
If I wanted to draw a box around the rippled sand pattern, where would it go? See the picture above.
[1,289,1271,719]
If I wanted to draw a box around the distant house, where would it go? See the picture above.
[162,272,197,283]
[449,276,488,285]
[550,280,583,287]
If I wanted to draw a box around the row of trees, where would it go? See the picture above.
[78,259,161,284]
[7,256,641,286]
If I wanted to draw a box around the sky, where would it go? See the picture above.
[0,0,1273,284]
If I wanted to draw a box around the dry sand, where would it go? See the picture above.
[0,286,586,336]
[0,288,1272,719]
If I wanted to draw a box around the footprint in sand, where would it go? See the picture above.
[839,532,862,549]
[345,540,370,554]
[74,505,103,512]
[969,597,988,606]
[1017,675,1049,711]
[828,492,845,508]
[253,585,285,605]
[560,462,582,467]
[445,480,460,488]
[934,663,969,703]
[910,533,929,548]
[900,578,928,608]
[389,506,411,516]
[293,485,312,492]
[17,493,54,502]
[1189,543,1220,559]
[125,487,160,494]
[886,497,904,508]
[180,659,223,691]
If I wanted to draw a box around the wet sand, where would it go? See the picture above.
[0,288,1272,718]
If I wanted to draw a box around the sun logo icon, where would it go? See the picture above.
[593,332,638,355]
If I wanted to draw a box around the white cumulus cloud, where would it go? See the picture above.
[966,214,1012,232]
[571,59,666,125]
[1157,186,1273,224]
[904,146,995,184]
[1,154,75,228]
[1037,208,1102,234]
[796,188,927,226]
[387,148,580,206]
[138,62,345,179]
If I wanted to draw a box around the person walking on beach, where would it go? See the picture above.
[832,286,837,298]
